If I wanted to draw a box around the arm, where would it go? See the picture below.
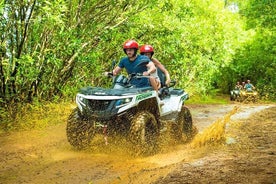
[152,58,171,85]
[143,61,156,76]
[112,66,122,76]
[251,84,255,89]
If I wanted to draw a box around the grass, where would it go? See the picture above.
[0,101,75,132]
[186,93,229,105]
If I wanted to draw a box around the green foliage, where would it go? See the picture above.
[0,101,73,131]
[0,0,275,109]
[122,0,245,96]
[241,0,276,29]
[187,92,229,105]
[217,0,276,100]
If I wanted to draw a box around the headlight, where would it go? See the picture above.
[115,98,133,108]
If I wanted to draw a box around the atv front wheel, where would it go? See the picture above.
[66,108,95,149]
[129,111,159,156]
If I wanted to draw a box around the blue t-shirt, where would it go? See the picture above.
[118,55,151,88]
[245,83,253,91]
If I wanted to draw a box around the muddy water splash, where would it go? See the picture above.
[136,106,240,167]
[190,106,239,148]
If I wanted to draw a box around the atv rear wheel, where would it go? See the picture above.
[129,111,159,156]
[172,105,194,141]
[66,108,95,150]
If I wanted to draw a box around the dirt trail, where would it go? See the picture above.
[0,103,275,184]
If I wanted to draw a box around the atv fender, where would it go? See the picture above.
[137,97,160,119]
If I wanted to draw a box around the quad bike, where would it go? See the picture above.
[230,89,240,101]
[238,89,259,103]
[66,61,195,155]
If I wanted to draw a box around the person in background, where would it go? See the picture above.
[235,81,242,90]
[241,81,246,89]
[244,79,255,92]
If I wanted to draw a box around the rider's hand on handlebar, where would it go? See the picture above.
[165,79,171,86]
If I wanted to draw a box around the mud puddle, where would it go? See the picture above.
[0,103,275,184]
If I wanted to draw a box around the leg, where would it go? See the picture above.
[156,78,161,89]
[149,76,159,92]
[149,77,164,104]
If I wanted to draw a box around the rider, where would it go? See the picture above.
[112,40,158,89]
[235,81,242,90]
[241,81,246,89]
[140,44,171,87]
[244,79,255,92]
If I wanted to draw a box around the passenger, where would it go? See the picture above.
[241,81,246,89]
[139,44,171,87]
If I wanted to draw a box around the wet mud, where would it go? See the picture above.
[0,104,275,184]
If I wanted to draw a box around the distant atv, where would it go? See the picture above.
[230,89,240,101]
[66,61,195,155]
[239,89,259,103]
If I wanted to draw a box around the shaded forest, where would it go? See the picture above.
[0,0,275,104]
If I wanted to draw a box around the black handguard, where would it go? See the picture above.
[128,73,136,78]
[104,72,113,78]
[107,72,113,77]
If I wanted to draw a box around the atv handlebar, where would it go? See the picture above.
[104,72,147,78]
[128,73,153,79]
[104,71,176,88]
[129,73,142,78]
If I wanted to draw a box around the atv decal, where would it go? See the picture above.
[135,92,153,102]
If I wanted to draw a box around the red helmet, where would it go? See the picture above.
[123,40,139,49]
[140,45,154,54]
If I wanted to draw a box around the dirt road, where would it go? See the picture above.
[0,103,275,184]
